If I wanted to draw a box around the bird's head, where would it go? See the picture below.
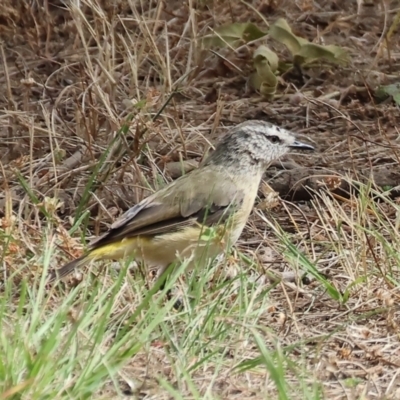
[206,120,314,170]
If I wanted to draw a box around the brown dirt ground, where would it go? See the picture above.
[2,0,400,399]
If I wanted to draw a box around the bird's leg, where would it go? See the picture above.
[155,263,183,310]
[157,269,167,292]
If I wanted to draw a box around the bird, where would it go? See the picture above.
[49,120,314,282]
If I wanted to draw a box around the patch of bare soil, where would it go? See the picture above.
[2,0,400,398]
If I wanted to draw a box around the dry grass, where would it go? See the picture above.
[2,0,400,399]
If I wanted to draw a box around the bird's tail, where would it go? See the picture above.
[48,253,92,282]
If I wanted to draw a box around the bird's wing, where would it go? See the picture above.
[89,168,243,248]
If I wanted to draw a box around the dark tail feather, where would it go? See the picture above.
[48,254,90,282]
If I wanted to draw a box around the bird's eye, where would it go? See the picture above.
[268,135,280,144]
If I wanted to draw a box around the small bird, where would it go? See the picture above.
[50,120,314,281]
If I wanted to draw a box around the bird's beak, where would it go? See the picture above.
[290,140,314,151]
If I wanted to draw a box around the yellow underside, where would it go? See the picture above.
[87,224,239,269]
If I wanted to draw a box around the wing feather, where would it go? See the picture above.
[89,168,243,249]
